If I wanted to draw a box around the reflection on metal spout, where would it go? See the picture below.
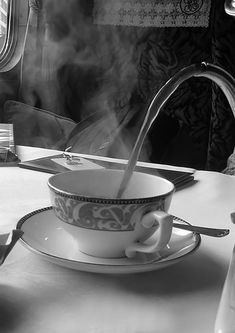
[225,0,235,16]
[117,62,235,198]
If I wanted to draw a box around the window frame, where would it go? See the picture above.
[0,0,28,72]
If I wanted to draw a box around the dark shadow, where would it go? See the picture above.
[114,251,227,295]
[82,250,228,297]
[0,285,32,332]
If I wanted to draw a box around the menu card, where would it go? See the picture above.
[18,153,195,190]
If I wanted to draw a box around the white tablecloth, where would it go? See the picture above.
[0,146,234,333]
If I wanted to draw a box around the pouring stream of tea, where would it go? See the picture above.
[117,62,235,198]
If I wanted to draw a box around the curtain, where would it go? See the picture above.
[20,0,43,105]
[207,0,235,171]
[20,0,66,114]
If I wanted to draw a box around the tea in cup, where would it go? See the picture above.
[48,169,175,258]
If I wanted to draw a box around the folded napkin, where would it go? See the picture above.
[93,0,212,27]
[0,230,23,265]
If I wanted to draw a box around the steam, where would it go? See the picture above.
[22,0,151,160]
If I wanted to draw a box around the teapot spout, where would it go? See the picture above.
[117,62,235,198]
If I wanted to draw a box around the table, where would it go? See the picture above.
[0,146,235,333]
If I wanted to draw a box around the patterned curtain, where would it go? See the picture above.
[91,0,235,170]
[20,0,66,114]
[207,0,235,171]
[91,0,214,168]
[20,0,44,105]
[93,0,211,27]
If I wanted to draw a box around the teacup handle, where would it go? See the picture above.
[125,211,173,258]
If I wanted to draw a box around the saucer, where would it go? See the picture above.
[17,207,201,274]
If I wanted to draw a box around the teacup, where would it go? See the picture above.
[48,169,175,259]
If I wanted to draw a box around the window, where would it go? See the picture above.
[0,0,28,72]
[0,0,9,53]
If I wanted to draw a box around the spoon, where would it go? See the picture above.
[172,215,229,237]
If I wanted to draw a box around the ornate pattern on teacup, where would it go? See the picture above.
[53,196,166,231]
